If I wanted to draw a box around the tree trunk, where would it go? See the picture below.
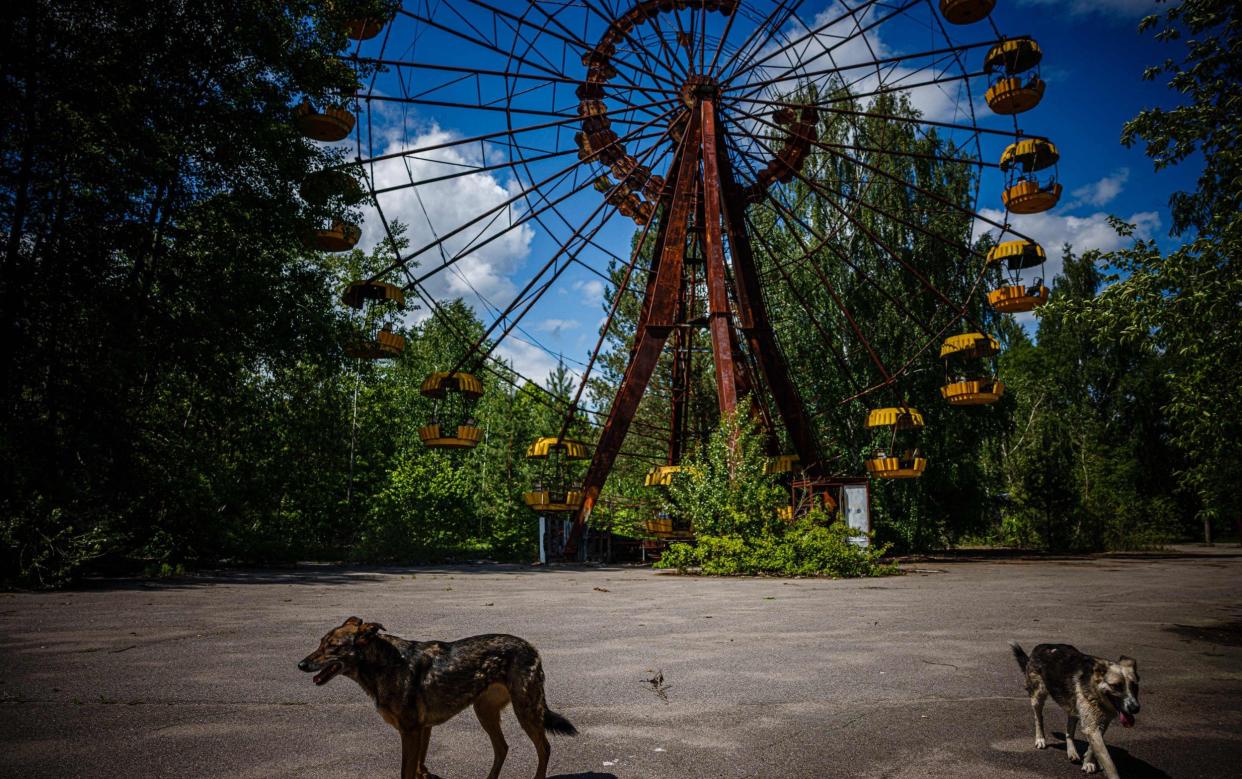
[1203,515,1212,546]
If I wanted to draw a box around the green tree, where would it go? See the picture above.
[999,249,1183,550]
[1073,0,1241,544]
[0,0,390,583]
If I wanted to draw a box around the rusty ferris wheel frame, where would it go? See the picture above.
[340,0,1047,557]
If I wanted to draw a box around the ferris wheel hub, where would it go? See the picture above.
[679,74,722,107]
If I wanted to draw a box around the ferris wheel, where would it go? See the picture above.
[294,0,1060,556]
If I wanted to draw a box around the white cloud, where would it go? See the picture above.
[358,125,535,318]
[572,279,606,300]
[493,337,581,388]
[1068,168,1130,209]
[1018,0,1158,18]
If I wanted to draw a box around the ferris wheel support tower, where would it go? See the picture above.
[567,89,823,558]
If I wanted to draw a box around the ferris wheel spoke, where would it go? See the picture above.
[703,0,741,77]
[348,55,681,94]
[368,102,678,285]
[715,131,899,395]
[725,66,987,116]
[722,36,1002,95]
[366,192,672,441]
[452,128,674,375]
[838,268,990,406]
[399,8,570,84]
[743,213,867,395]
[496,0,682,95]
[503,136,672,277]
[369,131,662,197]
[786,101,1021,139]
[751,189,945,343]
[400,269,677,444]
[718,0,807,87]
[352,97,672,169]
[725,127,982,332]
[637,7,693,86]
[737,169,942,341]
[728,0,914,97]
[752,0,881,106]
[358,92,581,117]
[522,0,681,95]
[724,137,930,380]
[554,182,668,444]
[723,107,1020,242]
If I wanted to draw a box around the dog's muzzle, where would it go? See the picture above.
[299,657,343,685]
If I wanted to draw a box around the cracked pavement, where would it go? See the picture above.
[1,554,1239,777]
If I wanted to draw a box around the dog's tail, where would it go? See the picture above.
[543,709,578,737]
[1009,641,1030,673]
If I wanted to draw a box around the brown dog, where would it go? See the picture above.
[299,617,576,779]
[1011,642,1141,779]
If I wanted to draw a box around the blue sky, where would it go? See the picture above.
[346,0,1195,391]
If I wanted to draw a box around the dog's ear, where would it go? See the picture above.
[343,616,363,627]
[356,621,385,645]
[1119,655,1137,669]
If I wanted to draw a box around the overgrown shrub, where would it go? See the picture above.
[655,412,896,577]
[656,512,897,577]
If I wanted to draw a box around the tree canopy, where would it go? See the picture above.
[2,0,1234,585]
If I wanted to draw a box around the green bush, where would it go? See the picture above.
[661,411,790,537]
[654,412,897,578]
[655,513,896,577]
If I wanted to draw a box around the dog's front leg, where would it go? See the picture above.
[400,730,417,779]
[1082,726,1119,779]
[400,729,428,779]
[418,727,432,779]
[1066,715,1081,763]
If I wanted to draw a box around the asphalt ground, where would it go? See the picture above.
[1,554,1239,778]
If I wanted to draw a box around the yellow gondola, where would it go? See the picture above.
[644,517,675,536]
[345,323,404,360]
[1001,139,1062,214]
[985,240,1050,313]
[523,437,588,512]
[984,39,1045,115]
[294,101,355,142]
[940,332,999,359]
[417,423,483,448]
[342,280,404,310]
[987,239,1046,270]
[987,284,1049,313]
[764,454,800,475]
[986,77,1046,115]
[864,407,927,478]
[419,372,484,449]
[340,280,405,360]
[940,379,1007,405]
[300,168,365,206]
[644,464,683,487]
[308,220,361,252]
[940,334,1005,405]
[346,12,393,41]
[421,371,484,399]
[939,0,995,25]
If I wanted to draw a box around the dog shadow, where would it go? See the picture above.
[1052,733,1172,779]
